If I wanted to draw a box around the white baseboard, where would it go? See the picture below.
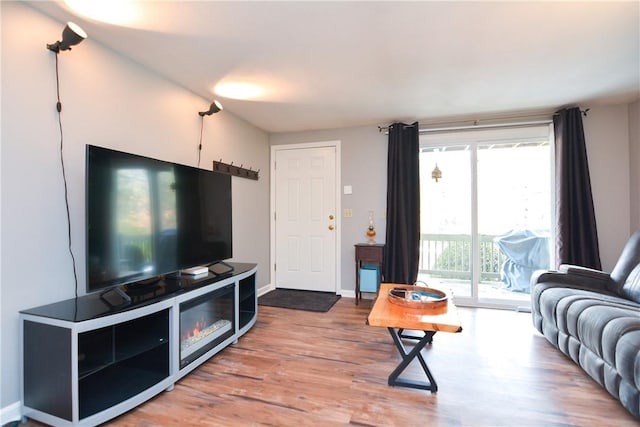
[1,401,22,425]
[340,289,355,299]
[257,283,274,297]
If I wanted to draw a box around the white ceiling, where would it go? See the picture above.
[29,1,640,133]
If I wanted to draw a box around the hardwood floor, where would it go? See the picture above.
[26,298,638,426]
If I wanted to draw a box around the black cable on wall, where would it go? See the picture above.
[53,53,79,299]
[197,115,204,168]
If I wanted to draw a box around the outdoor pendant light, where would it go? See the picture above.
[432,163,442,182]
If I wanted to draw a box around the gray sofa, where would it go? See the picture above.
[531,231,640,418]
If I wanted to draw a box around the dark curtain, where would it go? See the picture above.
[384,122,420,284]
[554,107,601,269]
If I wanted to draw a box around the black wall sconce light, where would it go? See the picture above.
[198,100,223,116]
[46,21,87,53]
[196,100,223,168]
[46,21,88,299]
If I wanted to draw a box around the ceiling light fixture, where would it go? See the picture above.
[46,21,87,53]
[214,82,264,100]
[64,0,138,26]
[198,100,223,116]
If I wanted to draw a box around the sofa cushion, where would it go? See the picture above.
[620,264,640,304]
[616,329,640,390]
[579,344,606,387]
[536,286,629,336]
[577,305,640,365]
[603,316,640,369]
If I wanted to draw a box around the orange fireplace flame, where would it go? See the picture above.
[183,318,207,340]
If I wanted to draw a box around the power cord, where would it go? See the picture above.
[197,114,204,168]
[54,53,79,299]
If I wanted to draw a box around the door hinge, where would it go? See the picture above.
[274,211,276,221]
[274,263,276,272]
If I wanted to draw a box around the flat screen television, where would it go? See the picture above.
[86,145,232,294]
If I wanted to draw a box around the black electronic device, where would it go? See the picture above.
[85,145,232,295]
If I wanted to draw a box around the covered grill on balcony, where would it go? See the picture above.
[418,231,551,296]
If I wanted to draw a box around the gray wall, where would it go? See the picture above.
[270,126,387,294]
[1,2,269,412]
[271,103,640,287]
[583,105,633,270]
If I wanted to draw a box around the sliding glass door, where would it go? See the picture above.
[419,145,473,298]
[418,125,553,308]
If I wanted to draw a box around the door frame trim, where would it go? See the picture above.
[270,140,342,294]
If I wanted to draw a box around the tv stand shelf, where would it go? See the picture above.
[20,263,257,427]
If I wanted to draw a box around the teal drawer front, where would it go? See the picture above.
[359,264,379,292]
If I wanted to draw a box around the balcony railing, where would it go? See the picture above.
[419,233,506,281]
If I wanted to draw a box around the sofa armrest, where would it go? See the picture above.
[531,266,611,291]
[558,264,611,281]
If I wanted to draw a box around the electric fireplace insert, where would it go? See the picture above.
[179,283,235,369]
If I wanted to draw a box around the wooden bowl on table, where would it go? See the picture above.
[387,284,448,311]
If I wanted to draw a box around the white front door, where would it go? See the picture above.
[273,145,338,292]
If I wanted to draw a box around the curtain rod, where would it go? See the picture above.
[377,119,551,135]
[419,120,552,134]
[377,109,589,134]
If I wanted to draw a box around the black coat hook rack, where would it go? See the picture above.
[213,160,259,180]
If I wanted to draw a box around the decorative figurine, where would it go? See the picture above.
[366,211,376,244]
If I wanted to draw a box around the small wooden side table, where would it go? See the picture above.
[354,243,384,305]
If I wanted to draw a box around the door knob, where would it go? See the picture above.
[328,224,335,230]
[329,214,334,220]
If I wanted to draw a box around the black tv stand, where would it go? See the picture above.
[208,260,234,276]
[100,276,168,305]
[20,263,257,427]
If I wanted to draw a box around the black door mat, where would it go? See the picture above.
[258,289,341,312]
